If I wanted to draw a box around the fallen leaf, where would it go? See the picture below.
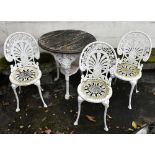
[45,129,52,134]
[141,123,147,127]
[20,125,24,129]
[132,121,137,129]
[45,110,48,113]
[70,131,75,134]
[45,126,48,129]
[86,115,96,122]
[2,102,9,106]
[41,117,47,122]
[128,128,134,131]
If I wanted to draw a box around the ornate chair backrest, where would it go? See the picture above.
[79,41,117,84]
[117,31,152,67]
[4,32,40,70]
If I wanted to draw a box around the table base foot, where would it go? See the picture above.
[65,94,70,100]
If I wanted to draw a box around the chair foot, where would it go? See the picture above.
[65,94,70,100]
[43,104,48,108]
[104,127,109,132]
[74,96,83,126]
[16,108,20,112]
[74,121,78,126]
[128,105,132,110]
[135,83,139,93]
[34,80,47,108]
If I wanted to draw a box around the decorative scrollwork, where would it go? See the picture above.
[80,41,117,71]
[116,63,140,78]
[117,31,152,66]
[80,79,110,100]
[4,32,40,69]
[52,53,79,69]
[15,67,38,82]
[80,41,116,83]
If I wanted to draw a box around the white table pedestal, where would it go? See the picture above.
[52,53,80,99]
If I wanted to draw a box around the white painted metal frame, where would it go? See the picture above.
[51,52,79,100]
[74,41,117,131]
[41,49,80,100]
[114,31,152,109]
[4,32,47,112]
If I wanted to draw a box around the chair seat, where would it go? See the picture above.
[115,63,142,81]
[9,66,41,86]
[78,79,112,103]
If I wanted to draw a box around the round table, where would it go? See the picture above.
[38,30,96,99]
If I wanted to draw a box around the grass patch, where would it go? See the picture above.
[148,49,155,62]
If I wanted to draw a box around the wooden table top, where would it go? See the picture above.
[38,30,96,54]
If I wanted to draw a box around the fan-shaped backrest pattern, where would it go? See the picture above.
[117,31,152,66]
[80,41,116,82]
[4,32,40,67]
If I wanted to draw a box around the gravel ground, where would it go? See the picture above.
[0,70,155,134]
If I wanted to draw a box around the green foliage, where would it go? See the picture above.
[39,53,55,64]
[148,49,155,62]
[0,57,9,71]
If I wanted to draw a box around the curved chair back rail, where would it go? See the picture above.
[4,32,40,70]
[79,41,117,83]
[117,31,152,67]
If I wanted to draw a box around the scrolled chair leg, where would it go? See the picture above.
[54,61,60,81]
[74,96,84,126]
[110,74,116,86]
[102,100,109,132]
[113,77,117,85]
[18,86,21,94]
[34,80,47,108]
[135,81,139,93]
[11,83,20,112]
[128,80,137,110]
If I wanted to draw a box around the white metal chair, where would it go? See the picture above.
[114,31,152,109]
[74,41,117,131]
[4,32,47,112]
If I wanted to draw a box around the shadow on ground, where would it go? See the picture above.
[0,69,155,134]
